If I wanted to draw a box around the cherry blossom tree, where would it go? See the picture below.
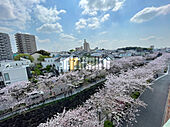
[37,53,170,127]
[1,53,170,127]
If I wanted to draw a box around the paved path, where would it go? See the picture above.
[126,63,170,127]
[0,78,105,121]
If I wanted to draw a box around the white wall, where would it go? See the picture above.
[2,67,29,85]
[103,59,111,69]
[41,57,70,72]
[0,60,31,71]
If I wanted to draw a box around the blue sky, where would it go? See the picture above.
[0,0,170,52]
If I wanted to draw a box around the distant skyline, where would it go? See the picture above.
[0,0,170,52]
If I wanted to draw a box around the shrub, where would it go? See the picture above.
[69,49,75,53]
[36,63,43,69]
[164,67,168,73]
[32,78,38,83]
[34,68,42,75]
[146,78,153,83]
[104,120,114,127]
[45,65,52,72]
[14,53,34,62]
[38,55,51,62]
[84,78,89,83]
[130,91,140,99]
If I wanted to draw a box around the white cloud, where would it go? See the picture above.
[36,23,63,33]
[35,5,66,23]
[139,36,165,43]
[36,35,51,43]
[75,17,100,30]
[79,0,125,15]
[130,4,170,23]
[99,31,108,35]
[0,3,16,20]
[75,14,110,31]
[87,17,100,29]
[0,0,45,29]
[38,38,51,43]
[75,18,87,30]
[0,26,14,33]
[35,4,66,35]
[139,36,169,48]
[59,33,77,41]
[112,0,125,11]
[101,14,110,22]
[140,36,157,41]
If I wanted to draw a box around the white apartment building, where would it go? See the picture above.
[0,59,31,88]
[83,39,90,52]
[41,57,70,73]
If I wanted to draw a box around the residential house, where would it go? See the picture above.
[41,57,70,73]
[0,59,31,88]
[31,53,41,64]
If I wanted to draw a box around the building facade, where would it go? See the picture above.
[0,59,31,88]
[41,56,80,72]
[41,57,70,73]
[15,33,37,54]
[31,53,41,64]
[0,32,13,61]
[75,46,83,51]
[83,39,90,52]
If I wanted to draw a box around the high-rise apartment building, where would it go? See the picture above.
[83,39,90,52]
[15,33,37,54]
[0,32,13,61]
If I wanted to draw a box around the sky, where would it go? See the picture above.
[0,0,170,52]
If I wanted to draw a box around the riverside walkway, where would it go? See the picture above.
[127,63,170,127]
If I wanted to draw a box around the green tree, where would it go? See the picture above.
[36,63,43,69]
[38,55,51,61]
[69,49,75,53]
[36,50,50,56]
[45,65,52,72]
[31,64,43,76]
[14,54,34,62]
[34,68,41,75]
[52,54,55,57]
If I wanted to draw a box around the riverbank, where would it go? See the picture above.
[0,79,105,127]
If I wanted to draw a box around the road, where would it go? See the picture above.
[126,63,170,127]
[0,78,105,121]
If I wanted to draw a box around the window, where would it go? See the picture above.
[4,73,10,81]
[6,82,11,85]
